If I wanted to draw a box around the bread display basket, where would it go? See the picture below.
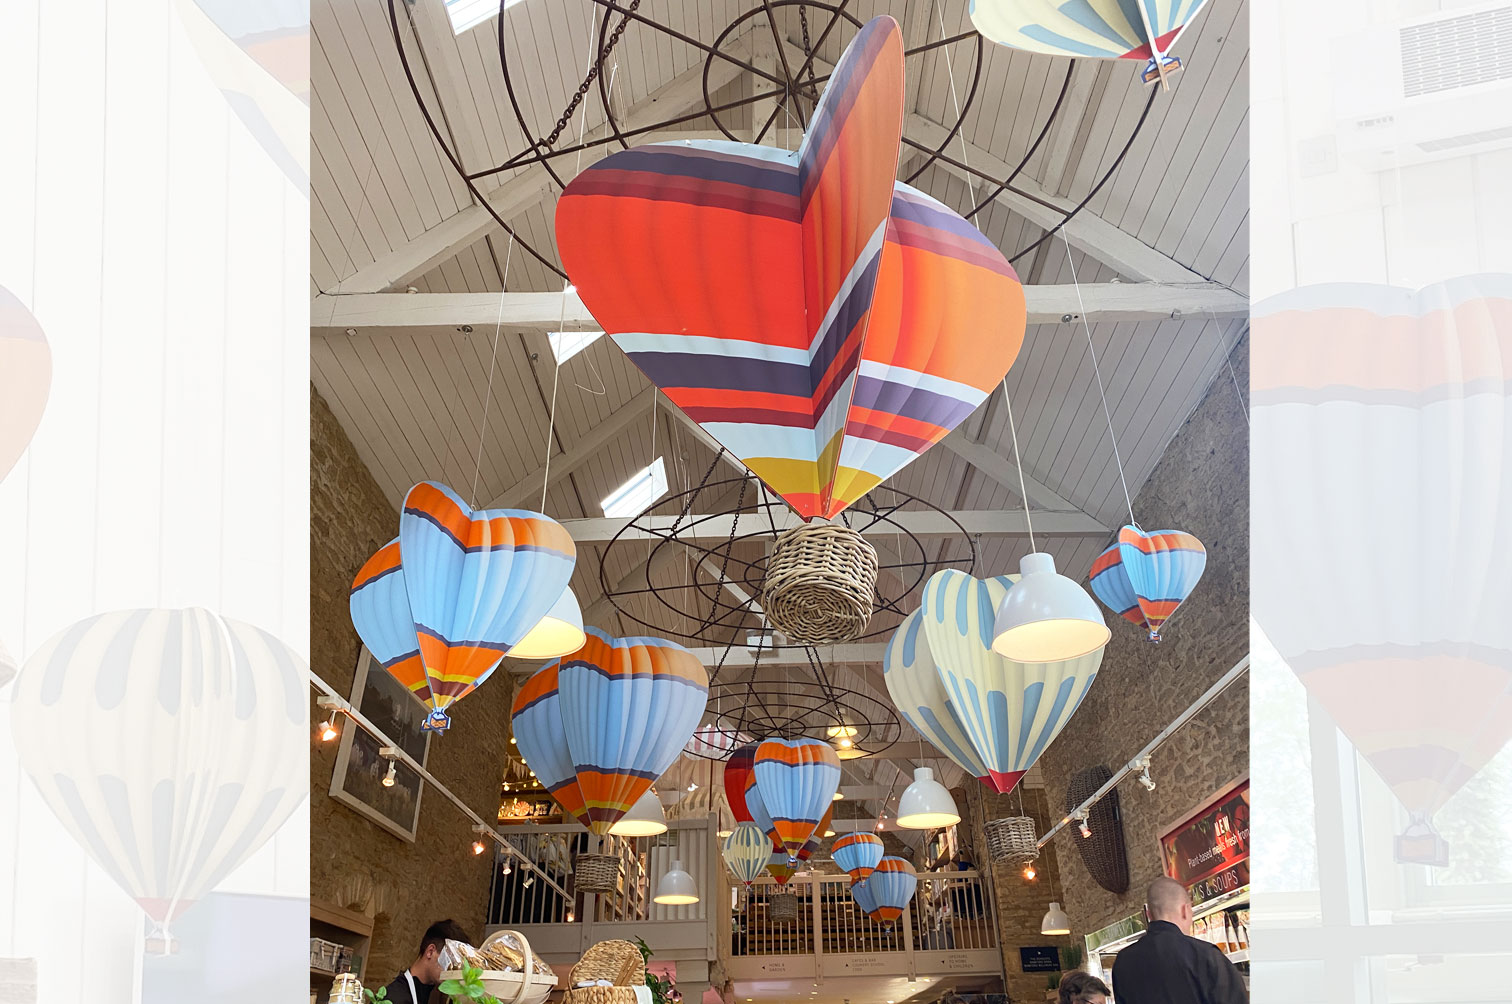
[439,929,558,1004]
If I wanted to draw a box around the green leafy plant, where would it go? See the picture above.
[633,937,682,1004]
[363,987,390,1003]
[438,966,502,1004]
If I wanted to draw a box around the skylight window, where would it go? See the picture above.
[602,457,668,517]
[444,0,525,36]
[548,329,604,365]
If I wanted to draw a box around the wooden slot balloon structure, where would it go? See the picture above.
[510,628,709,834]
[554,15,1026,522]
[1089,526,1207,642]
[752,738,843,863]
[833,832,885,886]
[968,0,1215,87]
[1,285,51,486]
[885,569,1104,795]
[351,481,578,732]
[10,609,307,947]
[1253,277,1512,866]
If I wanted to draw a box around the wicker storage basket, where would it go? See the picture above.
[768,889,799,924]
[761,522,878,645]
[1067,764,1129,894]
[440,930,557,1004]
[574,852,622,894]
[985,815,1039,866]
[563,939,646,1004]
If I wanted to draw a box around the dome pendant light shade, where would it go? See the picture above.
[992,553,1110,663]
[1040,900,1071,936]
[654,860,700,905]
[896,767,961,829]
[508,588,587,660]
[608,789,669,837]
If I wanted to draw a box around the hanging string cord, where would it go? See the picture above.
[936,4,980,205]
[1208,307,1250,428]
[470,233,515,506]
[540,17,601,514]
[999,376,1036,553]
[1062,229,1137,528]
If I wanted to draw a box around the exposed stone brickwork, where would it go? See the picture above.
[1035,340,1250,963]
[310,386,517,983]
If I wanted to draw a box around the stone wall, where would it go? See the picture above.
[957,784,1069,1003]
[1034,340,1251,960]
[310,386,517,983]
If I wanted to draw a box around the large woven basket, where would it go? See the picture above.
[564,939,646,1004]
[985,815,1039,866]
[761,522,878,645]
[1067,764,1129,894]
[768,890,800,924]
[574,852,622,895]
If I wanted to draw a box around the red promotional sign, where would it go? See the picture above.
[1160,780,1250,907]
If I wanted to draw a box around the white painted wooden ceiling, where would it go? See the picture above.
[310,0,1249,814]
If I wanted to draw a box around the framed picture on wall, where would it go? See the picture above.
[329,647,431,842]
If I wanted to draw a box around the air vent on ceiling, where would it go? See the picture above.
[1417,122,1512,152]
[1400,5,1512,97]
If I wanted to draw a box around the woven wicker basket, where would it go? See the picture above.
[574,852,622,895]
[768,890,799,924]
[985,815,1039,866]
[564,939,646,1004]
[761,522,878,645]
[1066,764,1129,894]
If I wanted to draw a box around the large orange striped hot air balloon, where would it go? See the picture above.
[1254,276,1512,866]
[511,628,709,834]
[752,738,843,862]
[554,16,1025,521]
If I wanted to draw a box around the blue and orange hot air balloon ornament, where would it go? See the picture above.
[555,15,1026,522]
[1089,525,1207,642]
[511,628,709,834]
[350,481,578,731]
[752,737,843,863]
[833,832,885,885]
[865,856,919,925]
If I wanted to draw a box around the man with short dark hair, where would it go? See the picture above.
[381,919,473,1004]
[1111,877,1246,1004]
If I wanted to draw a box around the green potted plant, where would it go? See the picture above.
[634,938,682,1004]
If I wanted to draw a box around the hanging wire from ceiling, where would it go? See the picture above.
[469,232,515,506]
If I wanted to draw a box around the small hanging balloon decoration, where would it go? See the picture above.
[555,15,1026,521]
[864,857,919,925]
[753,738,843,862]
[10,609,307,947]
[722,823,770,887]
[884,607,994,786]
[796,806,835,863]
[351,481,578,732]
[891,569,1103,795]
[832,832,885,886]
[510,628,709,834]
[850,875,883,920]
[1088,526,1207,642]
[1,284,51,486]
[724,741,760,824]
[968,0,1215,87]
[766,849,797,887]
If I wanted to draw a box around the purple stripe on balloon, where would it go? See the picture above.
[590,146,798,197]
[851,375,980,428]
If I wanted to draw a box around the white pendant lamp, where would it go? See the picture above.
[608,789,668,837]
[1040,901,1071,936]
[896,767,961,829]
[653,860,699,905]
[508,588,586,660]
[991,553,1109,662]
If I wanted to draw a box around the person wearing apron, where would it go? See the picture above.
[381,919,473,1004]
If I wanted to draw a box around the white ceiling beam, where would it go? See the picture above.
[325,54,744,295]
[906,113,1214,285]
[560,507,1105,544]
[312,280,1244,337]
[938,428,1108,531]
[406,0,494,181]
